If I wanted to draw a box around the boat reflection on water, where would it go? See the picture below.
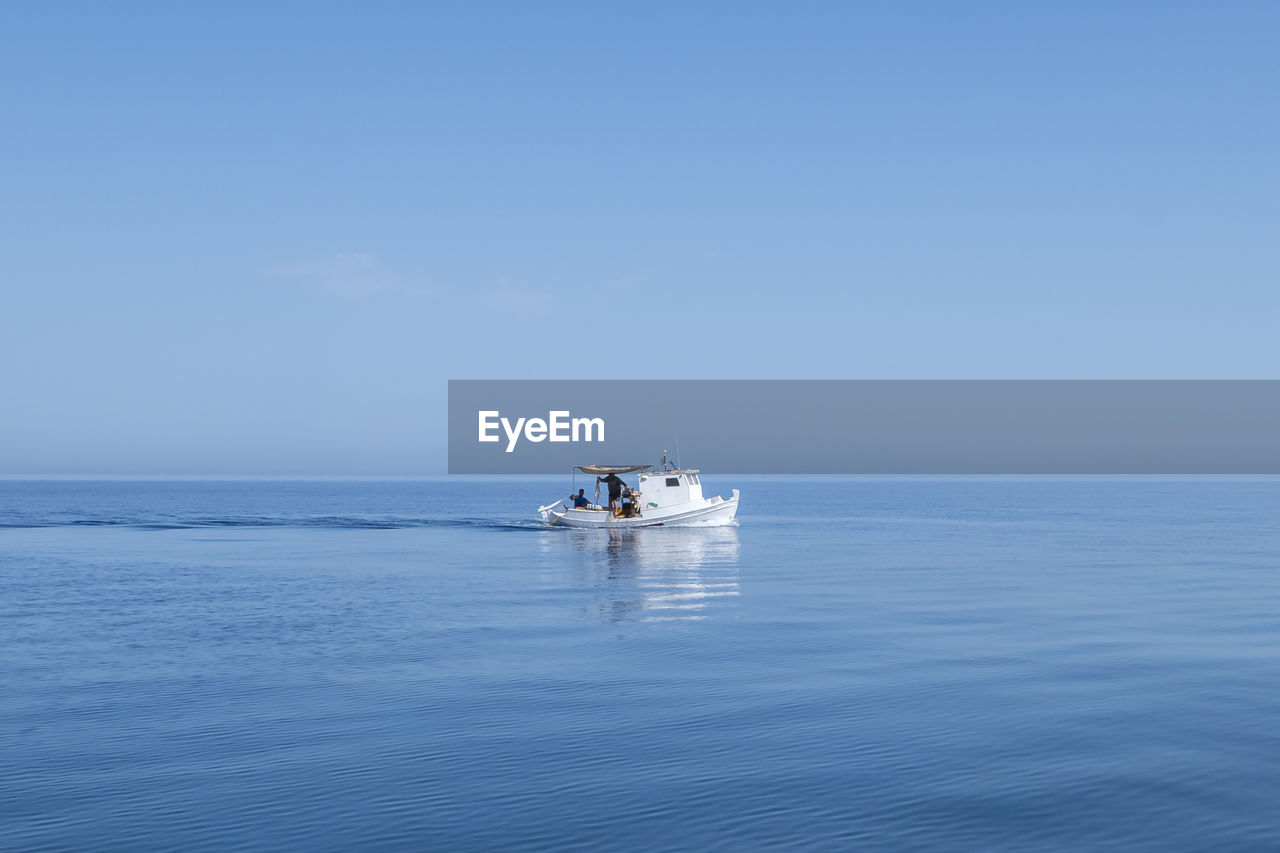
[539,526,741,623]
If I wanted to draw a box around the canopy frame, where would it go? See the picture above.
[575,465,651,475]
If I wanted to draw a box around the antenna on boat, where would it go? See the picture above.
[676,432,681,469]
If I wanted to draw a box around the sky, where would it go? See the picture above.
[2,1,1277,474]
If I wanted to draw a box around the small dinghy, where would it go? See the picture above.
[538,457,739,528]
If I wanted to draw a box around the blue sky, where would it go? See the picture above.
[2,2,1277,474]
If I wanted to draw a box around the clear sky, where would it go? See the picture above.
[2,2,1277,474]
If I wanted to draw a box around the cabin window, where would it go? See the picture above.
[666,477,680,487]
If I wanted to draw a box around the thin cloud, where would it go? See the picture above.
[263,251,412,297]
[484,276,552,315]
[265,254,549,314]
[265,253,414,299]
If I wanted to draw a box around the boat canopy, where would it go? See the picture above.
[576,464,650,475]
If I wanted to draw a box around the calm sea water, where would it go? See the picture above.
[3,478,1280,851]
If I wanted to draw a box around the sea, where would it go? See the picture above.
[3,477,1280,851]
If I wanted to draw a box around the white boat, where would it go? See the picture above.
[538,459,739,528]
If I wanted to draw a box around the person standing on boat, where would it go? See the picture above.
[598,473,625,512]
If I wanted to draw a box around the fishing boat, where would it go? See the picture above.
[538,456,739,528]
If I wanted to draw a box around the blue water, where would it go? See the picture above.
[3,478,1280,850]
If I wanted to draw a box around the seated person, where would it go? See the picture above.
[572,488,590,508]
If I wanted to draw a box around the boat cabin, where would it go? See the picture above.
[637,469,702,509]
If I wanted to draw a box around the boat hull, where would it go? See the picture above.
[540,490,739,528]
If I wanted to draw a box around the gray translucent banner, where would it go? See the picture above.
[448,380,1280,474]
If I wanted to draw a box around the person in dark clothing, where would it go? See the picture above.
[572,488,590,508]
[597,473,625,512]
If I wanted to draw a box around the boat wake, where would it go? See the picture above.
[0,516,549,532]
